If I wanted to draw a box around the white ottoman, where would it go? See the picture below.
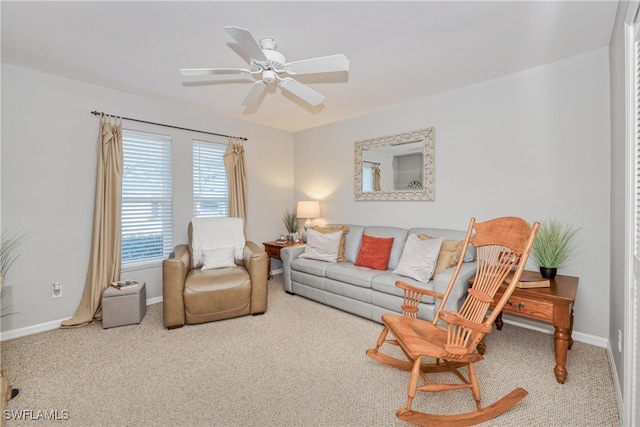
[101,282,146,329]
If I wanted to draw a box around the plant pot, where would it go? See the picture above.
[539,267,557,280]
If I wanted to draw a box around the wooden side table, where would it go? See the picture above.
[263,241,304,280]
[477,272,579,384]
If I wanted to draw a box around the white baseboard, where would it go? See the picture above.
[147,296,162,305]
[0,317,69,342]
[0,296,163,342]
[498,317,608,348]
[606,342,625,423]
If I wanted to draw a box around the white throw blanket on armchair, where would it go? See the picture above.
[191,217,246,266]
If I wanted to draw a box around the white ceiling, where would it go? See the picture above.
[1,1,618,133]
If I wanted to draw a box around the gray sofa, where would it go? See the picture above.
[281,224,477,324]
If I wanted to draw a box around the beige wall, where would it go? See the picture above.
[1,63,294,335]
[0,46,613,345]
[293,48,612,343]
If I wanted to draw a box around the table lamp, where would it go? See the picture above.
[296,200,321,232]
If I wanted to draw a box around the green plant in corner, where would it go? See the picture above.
[0,228,28,402]
[1,229,29,279]
[1,228,29,315]
[282,209,298,234]
[531,219,579,269]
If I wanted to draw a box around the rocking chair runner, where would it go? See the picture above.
[366,216,539,426]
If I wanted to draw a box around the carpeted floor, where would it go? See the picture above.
[1,274,620,426]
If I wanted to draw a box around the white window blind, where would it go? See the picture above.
[121,130,173,267]
[363,164,373,192]
[193,140,228,217]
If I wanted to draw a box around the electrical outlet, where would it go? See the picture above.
[52,282,62,299]
[618,329,623,353]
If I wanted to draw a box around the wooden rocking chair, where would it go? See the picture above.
[366,216,539,426]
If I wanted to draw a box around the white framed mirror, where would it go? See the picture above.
[354,127,434,201]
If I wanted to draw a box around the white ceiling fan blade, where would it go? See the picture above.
[224,26,267,62]
[242,81,267,106]
[286,54,349,75]
[279,78,325,106]
[180,68,251,76]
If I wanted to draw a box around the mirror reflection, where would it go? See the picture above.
[354,127,434,201]
[362,141,424,192]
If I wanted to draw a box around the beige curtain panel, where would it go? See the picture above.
[61,116,123,328]
[224,137,248,231]
[373,165,381,192]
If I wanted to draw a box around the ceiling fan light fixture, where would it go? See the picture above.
[262,70,276,84]
[259,38,276,50]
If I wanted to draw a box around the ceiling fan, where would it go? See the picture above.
[180,26,349,107]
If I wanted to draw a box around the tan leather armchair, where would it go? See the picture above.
[162,219,268,329]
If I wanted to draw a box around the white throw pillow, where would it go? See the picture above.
[393,234,443,282]
[191,217,245,267]
[299,228,343,262]
[201,247,236,270]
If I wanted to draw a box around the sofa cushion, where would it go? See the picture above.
[355,234,395,270]
[370,273,437,304]
[312,225,349,261]
[328,224,364,263]
[325,263,386,288]
[361,226,408,269]
[418,235,465,277]
[291,257,333,277]
[408,227,475,262]
[394,235,443,282]
[299,228,342,262]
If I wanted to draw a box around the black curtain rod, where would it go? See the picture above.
[90,111,247,141]
[363,160,380,166]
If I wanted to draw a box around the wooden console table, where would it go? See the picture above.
[477,272,579,384]
[263,241,304,280]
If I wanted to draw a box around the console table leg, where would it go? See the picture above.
[495,311,504,330]
[568,306,574,350]
[553,326,570,384]
[477,337,486,355]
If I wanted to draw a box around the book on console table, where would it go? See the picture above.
[110,280,139,291]
[505,270,550,288]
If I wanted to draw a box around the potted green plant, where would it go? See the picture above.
[531,219,579,279]
[1,229,28,291]
[282,209,298,235]
[0,228,28,402]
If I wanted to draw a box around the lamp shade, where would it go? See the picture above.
[296,201,321,219]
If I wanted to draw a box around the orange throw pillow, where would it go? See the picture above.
[355,235,394,270]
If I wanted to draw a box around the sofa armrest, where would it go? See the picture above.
[280,245,306,293]
[244,241,268,314]
[162,244,190,328]
[431,262,477,314]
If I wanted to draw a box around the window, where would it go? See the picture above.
[362,164,373,192]
[635,20,640,258]
[193,140,228,217]
[121,130,173,268]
